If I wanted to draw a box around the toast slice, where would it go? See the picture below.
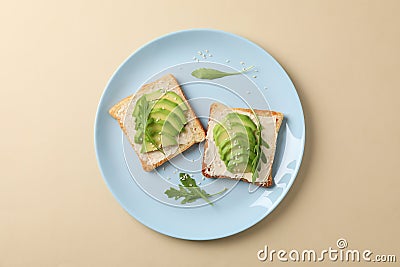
[202,102,283,187]
[109,74,206,171]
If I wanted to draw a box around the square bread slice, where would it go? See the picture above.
[202,102,283,187]
[109,74,206,171]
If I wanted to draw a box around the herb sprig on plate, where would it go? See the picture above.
[164,173,227,205]
[191,66,254,80]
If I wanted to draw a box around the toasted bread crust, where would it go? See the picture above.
[201,103,284,188]
[108,74,206,171]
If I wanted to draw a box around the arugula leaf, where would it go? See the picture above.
[133,95,164,154]
[261,151,268,163]
[261,139,270,149]
[251,116,262,183]
[179,173,213,205]
[191,66,254,80]
[133,95,151,143]
[164,173,227,205]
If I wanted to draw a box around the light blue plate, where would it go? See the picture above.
[94,29,305,240]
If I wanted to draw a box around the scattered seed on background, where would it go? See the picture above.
[226,59,230,63]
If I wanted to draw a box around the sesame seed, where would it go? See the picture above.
[196,59,199,62]
[226,59,230,63]
[264,86,268,90]
[253,75,257,78]
[198,51,202,55]
[240,61,245,65]
[202,177,205,180]
[192,57,196,60]
[255,69,258,72]
[208,54,212,57]
[205,49,209,53]
[198,182,202,185]
[162,167,165,171]
[202,54,206,59]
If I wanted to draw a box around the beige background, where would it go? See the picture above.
[1,0,399,266]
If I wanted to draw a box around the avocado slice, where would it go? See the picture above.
[214,123,256,145]
[152,99,186,124]
[132,95,146,118]
[213,123,222,140]
[145,89,164,101]
[140,132,178,153]
[214,127,234,146]
[226,154,252,173]
[152,133,178,147]
[230,131,256,147]
[217,137,230,150]
[146,121,179,137]
[141,139,161,153]
[225,113,257,132]
[220,136,254,160]
[224,147,256,163]
[212,112,260,174]
[133,90,190,153]
[217,124,254,143]
[163,91,188,111]
[148,109,184,133]
[221,145,256,162]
